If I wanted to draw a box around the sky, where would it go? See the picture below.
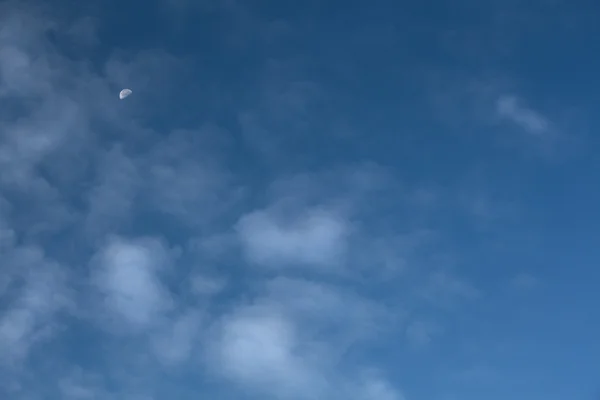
[1,0,599,399]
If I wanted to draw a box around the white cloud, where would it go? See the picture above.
[496,95,549,135]
[212,306,322,398]
[91,236,173,332]
[235,164,426,278]
[237,206,349,270]
[206,277,402,400]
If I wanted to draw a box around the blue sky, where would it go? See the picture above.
[1,0,599,399]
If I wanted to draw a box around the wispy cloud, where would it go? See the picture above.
[496,94,549,135]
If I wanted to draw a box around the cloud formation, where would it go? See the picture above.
[1,1,590,400]
[496,95,549,135]
[237,206,349,269]
[92,236,174,331]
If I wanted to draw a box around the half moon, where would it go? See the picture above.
[119,88,132,100]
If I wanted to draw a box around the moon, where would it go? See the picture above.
[119,88,132,100]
